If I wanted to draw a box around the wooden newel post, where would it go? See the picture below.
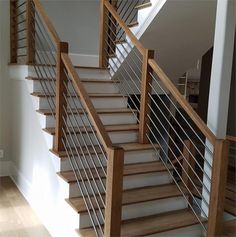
[26,0,35,64]
[99,0,106,67]
[104,147,124,237]
[139,49,155,144]
[182,140,196,204]
[10,0,18,63]
[54,42,69,152]
[207,139,230,237]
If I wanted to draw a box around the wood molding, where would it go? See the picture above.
[61,53,113,150]
[148,59,216,145]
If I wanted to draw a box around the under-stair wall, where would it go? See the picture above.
[0,0,12,176]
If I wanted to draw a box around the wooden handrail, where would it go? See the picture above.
[104,0,146,56]
[148,59,216,145]
[61,53,113,151]
[32,0,61,44]
[226,135,236,142]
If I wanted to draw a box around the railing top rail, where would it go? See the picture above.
[61,53,113,151]
[32,0,61,44]
[227,135,236,142]
[148,59,216,145]
[104,0,146,56]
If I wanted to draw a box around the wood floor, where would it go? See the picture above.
[0,176,51,237]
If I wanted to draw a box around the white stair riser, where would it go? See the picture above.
[79,196,187,228]
[44,112,137,128]
[37,97,128,110]
[28,67,111,80]
[32,80,120,94]
[53,130,138,147]
[68,171,172,198]
[60,149,159,172]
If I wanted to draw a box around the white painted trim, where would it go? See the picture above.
[9,65,29,81]
[0,160,11,177]
[10,161,33,202]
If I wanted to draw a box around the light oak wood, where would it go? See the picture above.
[54,42,68,152]
[31,92,126,98]
[78,209,202,237]
[148,59,216,145]
[32,0,60,44]
[66,184,186,214]
[43,124,139,135]
[104,1,146,56]
[57,161,171,183]
[0,177,51,237]
[61,53,112,150]
[139,49,154,143]
[37,108,135,116]
[104,147,124,237]
[26,0,35,64]
[207,139,230,237]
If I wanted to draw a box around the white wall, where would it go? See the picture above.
[41,0,100,55]
[140,0,217,81]
[0,0,11,174]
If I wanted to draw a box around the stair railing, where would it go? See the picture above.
[10,1,124,236]
[100,0,230,236]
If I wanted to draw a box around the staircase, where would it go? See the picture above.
[9,0,231,237]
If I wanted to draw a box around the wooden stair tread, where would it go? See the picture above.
[37,108,136,116]
[127,21,139,28]
[9,63,108,70]
[135,2,152,10]
[118,142,159,151]
[78,209,202,237]
[43,124,139,135]
[26,76,118,83]
[50,145,103,158]
[57,161,171,183]
[66,184,186,214]
[51,142,159,158]
[31,92,125,98]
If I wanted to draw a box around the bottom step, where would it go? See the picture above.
[77,209,204,237]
